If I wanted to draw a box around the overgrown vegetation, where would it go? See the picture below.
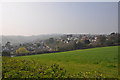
[2,57,106,79]
[2,57,66,78]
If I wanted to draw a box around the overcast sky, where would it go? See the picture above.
[1,2,118,36]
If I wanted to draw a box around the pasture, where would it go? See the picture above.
[13,46,119,78]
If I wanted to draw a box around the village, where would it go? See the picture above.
[1,33,119,57]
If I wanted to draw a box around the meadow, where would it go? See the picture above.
[10,46,119,78]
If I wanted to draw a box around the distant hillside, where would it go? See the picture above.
[0,34,62,45]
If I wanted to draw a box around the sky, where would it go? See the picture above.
[1,2,118,36]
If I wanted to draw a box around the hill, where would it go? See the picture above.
[0,34,62,45]
[14,46,119,78]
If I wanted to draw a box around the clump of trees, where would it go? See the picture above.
[2,52,11,56]
[16,47,29,54]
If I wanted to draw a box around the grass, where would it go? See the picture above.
[0,56,1,79]
[14,46,119,78]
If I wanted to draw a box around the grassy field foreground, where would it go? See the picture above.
[12,46,119,78]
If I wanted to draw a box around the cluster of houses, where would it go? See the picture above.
[57,34,99,44]
[1,34,114,57]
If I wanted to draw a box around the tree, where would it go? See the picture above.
[96,35,106,46]
[48,38,54,43]
[75,41,84,49]
[16,47,29,54]
[2,52,11,56]
[84,40,90,44]
[106,33,119,46]
[5,42,11,48]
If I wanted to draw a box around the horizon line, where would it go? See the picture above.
[0,32,118,36]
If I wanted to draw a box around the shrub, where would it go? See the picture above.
[16,47,29,54]
[2,57,66,78]
[2,57,106,79]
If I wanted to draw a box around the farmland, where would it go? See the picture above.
[5,46,117,78]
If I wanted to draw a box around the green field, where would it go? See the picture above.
[13,46,119,78]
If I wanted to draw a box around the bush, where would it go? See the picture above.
[2,57,66,78]
[2,57,106,79]
[16,47,29,54]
